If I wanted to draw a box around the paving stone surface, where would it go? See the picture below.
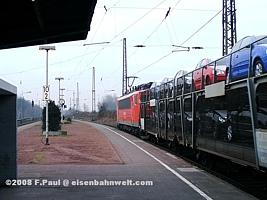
[18,121,123,165]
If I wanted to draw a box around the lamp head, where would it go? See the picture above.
[39,46,56,50]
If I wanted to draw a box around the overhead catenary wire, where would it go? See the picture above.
[101,0,182,89]
[133,51,173,76]
[0,48,104,76]
[90,0,121,43]
[79,0,189,85]
[69,39,123,80]
[79,0,172,82]
[72,1,122,78]
[73,9,108,76]
[164,21,174,45]
[132,8,222,76]
[179,9,222,46]
[100,6,218,12]
[8,1,223,102]
[128,1,182,60]
[13,0,139,81]
[70,0,170,82]
[128,0,183,61]
[141,0,182,44]
[109,0,168,42]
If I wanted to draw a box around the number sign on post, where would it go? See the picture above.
[43,85,50,101]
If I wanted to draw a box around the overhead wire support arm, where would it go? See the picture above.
[127,76,138,88]
[164,7,171,20]
[171,45,203,52]
[83,42,110,46]
[104,5,108,13]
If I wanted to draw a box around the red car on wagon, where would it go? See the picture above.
[193,58,227,90]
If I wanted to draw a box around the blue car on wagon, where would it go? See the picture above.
[229,35,267,80]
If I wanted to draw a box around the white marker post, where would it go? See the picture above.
[39,46,56,145]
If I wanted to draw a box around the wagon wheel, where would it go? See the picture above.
[226,125,232,142]
[254,59,264,76]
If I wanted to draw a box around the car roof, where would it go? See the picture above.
[195,58,213,69]
[255,35,267,41]
[239,35,267,43]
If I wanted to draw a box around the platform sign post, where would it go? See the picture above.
[39,45,55,145]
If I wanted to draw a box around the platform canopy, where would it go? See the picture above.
[0,0,97,49]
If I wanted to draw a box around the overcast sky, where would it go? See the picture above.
[1,0,267,111]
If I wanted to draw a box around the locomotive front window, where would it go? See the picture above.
[118,97,131,109]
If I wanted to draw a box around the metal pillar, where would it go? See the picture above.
[39,45,55,145]
[247,79,260,169]
[92,67,96,118]
[45,50,49,144]
[222,0,237,56]
[60,88,65,123]
[73,91,75,110]
[76,82,79,111]
[55,77,64,106]
[55,77,64,123]
[122,38,128,95]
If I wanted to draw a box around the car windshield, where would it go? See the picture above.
[213,110,227,118]
[184,74,192,84]
[256,37,267,45]
[216,65,226,70]
[174,70,187,78]
[195,59,213,69]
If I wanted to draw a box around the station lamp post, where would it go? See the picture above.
[60,88,66,122]
[55,77,64,123]
[39,45,56,145]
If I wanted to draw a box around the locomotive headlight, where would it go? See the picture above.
[218,116,226,123]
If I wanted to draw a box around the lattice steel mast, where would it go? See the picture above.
[92,66,96,114]
[122,38,128,95]
[222,0,237,56]
[76,82,79,110]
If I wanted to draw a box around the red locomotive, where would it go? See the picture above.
[117,82,153,135]
[117,91,142,129]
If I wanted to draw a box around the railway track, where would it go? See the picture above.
[151,137,267,200]
[107,123,267,200]
[17,118,41,126]
[95,121,267,199]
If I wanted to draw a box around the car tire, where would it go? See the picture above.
[254,59,264,76]
[226,125,232,142]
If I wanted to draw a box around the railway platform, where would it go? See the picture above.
[0,121,257,200]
